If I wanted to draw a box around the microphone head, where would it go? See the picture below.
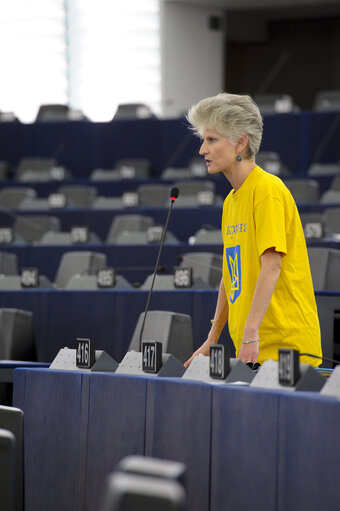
[170,187,179,202]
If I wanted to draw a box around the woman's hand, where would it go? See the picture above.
[184,339,212,368]
[238,340,259,364]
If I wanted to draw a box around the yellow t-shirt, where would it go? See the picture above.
[222,166,322,366]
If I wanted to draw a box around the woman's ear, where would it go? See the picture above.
[236,134,248,154]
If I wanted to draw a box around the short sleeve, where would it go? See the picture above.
[254,195,287,257]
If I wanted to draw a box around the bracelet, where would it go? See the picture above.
[210,319,224,326]
[241,339,260,345]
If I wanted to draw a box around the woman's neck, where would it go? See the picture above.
[223,160,257,191]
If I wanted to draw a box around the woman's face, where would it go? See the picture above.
[199,129,237,175]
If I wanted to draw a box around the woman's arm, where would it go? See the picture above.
[238,247,282,363]
[184,277,229,367]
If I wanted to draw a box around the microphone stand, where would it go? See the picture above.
[139,194,177,350]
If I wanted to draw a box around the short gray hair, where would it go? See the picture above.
[187,92,263,159]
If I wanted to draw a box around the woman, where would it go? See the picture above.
[184,92,322,368]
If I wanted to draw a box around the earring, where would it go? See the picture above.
[236,155,242,162]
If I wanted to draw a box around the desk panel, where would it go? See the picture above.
[145,378,212,511]
[14,368,85,511]
[85,373,148,511]
[210,386,280,511]
[278,392,340,511]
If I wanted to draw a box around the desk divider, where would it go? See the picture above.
[210,386,280,511]
[145,377,213,511]
[84,373,148,511]
[277,391,340,511]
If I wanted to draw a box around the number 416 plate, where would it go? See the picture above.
[76,338,95,369]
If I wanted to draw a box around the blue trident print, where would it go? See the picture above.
[226,245,241,303]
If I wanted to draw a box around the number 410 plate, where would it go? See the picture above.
[209,344,230,380]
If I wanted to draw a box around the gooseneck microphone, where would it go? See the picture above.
[139,186,179,349]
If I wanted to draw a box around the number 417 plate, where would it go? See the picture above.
[142,341,162,373]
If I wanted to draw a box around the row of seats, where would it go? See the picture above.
[254,90,340,114]
[0,213,217,245]
[1,209,340,247]
[0,181,222,210]
[1,153,340,183]
[3,89,340,126]
[0,250,222,290]
[0,246,339,292]
[0,156,205,182]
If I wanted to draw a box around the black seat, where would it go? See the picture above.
[0,308,36,361]
[0,428,16,511]
[113,103,156,120]
[307,247,340,291]
[284,179,319,203]
[54,251,107,288]
[180,252,222,289]
[313,90,340,112]
[129,311,194,364]
[106,215,154,244]
[0,405,23,511]
[101,472,186,511]
[14,215,61,243]
[254,93,299,114]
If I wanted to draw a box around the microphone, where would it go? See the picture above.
[138,187,179,349]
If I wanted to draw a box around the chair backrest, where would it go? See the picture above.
[0,276,25,290]
[141,275,176,291]
[284,179,319,203]
[173,180,215,196]
[58,185,98,208]
[17,198,50,211]
[307,163,340,176]
[90,169,120,181]
[324,207,340,236]
[14,215,61,243]
[0,308,36,361]
[0,428,16,511]
[161,168,192,180]
[54,251,107,288]
[106,215,154,244]
[320,190,340,204]
[256,151,288,176]
[193,229,222,245]
[65,274,132,290]
[38,232,73,245]
[307,247,340,291]
[36,104,69,121]
[0,187,37,209]
[0,252,18,275]
[115,159,152,179]
[101,472,186,511]
[138,185,170,207]
[129,311,194,364]
[331,176,340,191]
[116,455,186,488]
[0,406,23,511]
[16,158,56,178]
[313,90,340,111]
[254,93,298,114]
[300,213,324,240]
[180,252,222,288]
[113,103,155,119]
